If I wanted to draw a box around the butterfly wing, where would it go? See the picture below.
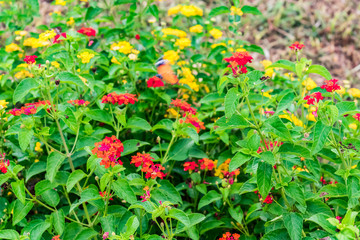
[156,59,178,85]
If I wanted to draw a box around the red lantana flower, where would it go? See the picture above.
[147,76,164,88]
[99,191,113,200]
[336,216,342,223]
[218,232,240,240]
[92,136,124,168]
[141,190,151,202]
[0,153,9,174]
[170,99,197,115]
[135,34,140,40]
[180,115,205,133]
[304,92,323,105]
[145,164,166,179]
[199,158,215,171]
[52,235,61,240]
[289,41,305,51]
[130,153,166,180]
[257,140,283,154]
[53,33,67,44]
[8,106,37,116]
[101,92,138,106]
[263,195,273,204]
[68,99,90,106]
[224,51,253,76]
[183,161,198,172]
[77,27,96,37]
[321,79,341,92]
[353,113,360,121]
[24,55,38,64]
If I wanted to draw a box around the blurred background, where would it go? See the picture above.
[241,0,360,87]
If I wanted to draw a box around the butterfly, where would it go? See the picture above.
[155,57,178,85]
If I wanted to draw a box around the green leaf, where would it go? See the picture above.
[41,189,60,207]
[342,209,358,226]
[18,128,34,151]
[307,213,336,234]
[159,180,182,204]
[306,65,332,80]
[57,72,86,88]
[241,5,262,15]
[169,208,190,227]
[149,4,159,18]
[0,229,20,240]
[13,78,39,103]
[262,228,290,240]
[182,127,199,144]
[283,212,303,240]
[209,6,230,17]
[261,151,275,165]
[268,60,295,72]
[256,161,273,199]
[51,209,65,235]
[66,169,86,192]
[13,200,34,225]
[26,161,46,182]
[11,180,25,204]
[229,206,243,224]
[85,7,102,20]
[225,87,239,119]
[311,121,331,154]
[124,215,139,237]
[278,143,311,158]
[86,109,113,125]
[265,116,292,140]
[112,179,137,204]
[22,219,51,240]
[169,139,194,161]
[276,91,295,114]
[198,190,222,209]
[122,139,150,156]
[336,101,356,116]
[229,152,251,172]
[285,182,305,206]
[46,152,66,183]
[35,180,57,196]
[126,117,151,131]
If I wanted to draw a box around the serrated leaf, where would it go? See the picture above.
[46,152,66,183]
[198,190,222,209]
[13,78,39,104]
[311,121,331,154]
[18,128,34,151]
[51,209,65,235]
[265,116,292,140]
[283,212,303,240]
[66,169,86,192]
[112,179,136,204]
[306,65,332,80]
[229,152,251,172]
[13,200,34,226]
[11,180,25,204]
[257,161,273,199]
[268,60,295,72]
[225,87,239,119]
[57,72,86,87]
[209,6,230,17]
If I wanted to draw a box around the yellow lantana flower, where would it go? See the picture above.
[175,38,191,49]
[161,28,187,38]
[261,60,274,78]
[35,142,42,152]
[302,77,317,91]
[110,41,133,54]
[55,0,66,6]
[189,25,203,33]
[77,51,95,64]
[67,17,75,26]
[5,43,21,52]
[51,61,60,68]
[180,5,203,17]
[0,100,9,110]
[209,28,222,39]
[168,5,182,16]
[349,123,357,130]
[163,50,179,65]
[348,88,360,98]
[15,30,28,36]
[230,6,243,16]
[39,30,56,42]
